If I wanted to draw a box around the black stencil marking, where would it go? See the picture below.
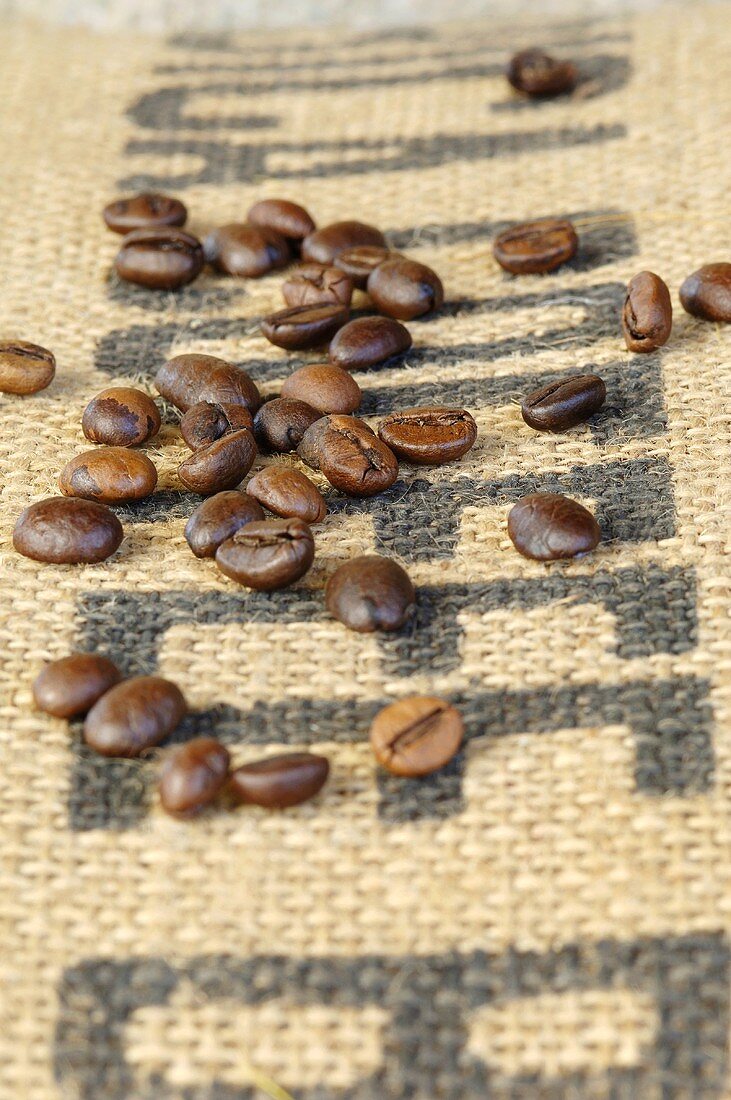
[106,278,247,313]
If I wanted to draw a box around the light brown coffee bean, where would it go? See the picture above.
[13,497,124,564]
[329,316,412,371]
[378,406,477,464]
[103,192,187,234]
[493,218,578,275]
[282,264,353,308]
[508,493,601,560]
[204,223,290,277]
[326,554,415,633]
[180,401,255,450]
[59,447,158,503]
[247,199,316,242]
[679,263,731,323]
[229,752,329,808]
[155,353,260,413]
[622,271,672,352]
[33,654,121,718]
[184,490,264,558]
[0,341,55,395]
[367,259,444,320]
[84,676,187,757]
[177,429,257,494]
[301,220,386,265]
[215,518,315,590]
[159,737,231,818]
[334,245,396,289]
[261,303,349,350]
[82,387,161,447]
[253,398,321,453]
[247,466,327,523]
[370,696,464,777]
[281,363,361,414]
[115,227,204,289]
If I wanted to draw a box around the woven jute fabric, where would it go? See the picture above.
[0,7,730,1098]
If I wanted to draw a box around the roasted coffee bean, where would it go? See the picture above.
[103,192,187,234]
[301,220,387,265]
[326,554,415,632]
[329,315,412,371]
[296,416,333,469]
[185,490,264,558]
[261,303,349,350]
[215,517,315,590]
[59,447,157,503]
[521,374,606,431]
[204,223,290,277]
[82,387,161,447]
[13,497,123,564]
[679,262,731,323]
[507,48,578,97]
[0,340,55,395]
[367,259,444,320]
[281,363,361,414]
[159,737,231,818]
[180,401,254,450]
[378,406,477,464]
[508,492,600,560]
[370,696,463,777]
[114,227,204,289]
[282,264,353,308]
[493,218,578,275]
[155,353,260,413]
[253,398,321,453]
[301,414,398,496]
[178,429,256,494]
[622,271,672,352]
[247,198,316,242]
[84,676,187,757]
[33,653,121,718]
[247,466,327,523]
[230,752,329,808]
[334,245,395,289]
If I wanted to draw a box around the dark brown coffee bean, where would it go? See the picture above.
[82,387,161,447]
[247,466,327,523]
[180,401,254,450]
[261,303,349,350]
[326,554,414,632]
[301,415,398,496]
[329,316,412,371]
[215,518,315,590]
[679,263,731,323]
[301,220,386,265]
[334,245,396,289]
[622,271,672,352]
[282,264,353,308]
[296,416,334,469]
[159,737,231,818]
[114,227,203,289]
[508,493,600,560]
[204,223,290,277]
[247,199,316,242]
[59,447,157,503]
[13,497,123,564]
[367,259,444,320]
[507,48,578,97]
[33,654,121,718]
[281,363,361,414]
[178,429,257,495]
[370,696,463,777]
[155,353,260,413]
[521,374,606,431]
[253,398,321,453]
[103,192,187,234]
[84,676,187,757]
[378,406,477,464]
[229,752,329,808]
[493,218,578,275]
[0,340,55,395]
[185,490,264,558]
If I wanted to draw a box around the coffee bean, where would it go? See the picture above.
[180,401,254,450]
[622,271,672,352]
[114,227,204,289]
[0,341,55,395]
[301,220,386,265]
[215,517,315,590]
[247,466,327,523]
[185,490,264,558]
[253,397,321,453]
[103,192,187,234]
[178,429,257,495]
[334,245,396,289]
[59,447,158,503]
[82,387,161,447]
[156,353,260,413]
[13,497,124,564]
[247,198,316,242]
[84,676,187,757]
[367,259,444,320]
[229,752,329,808]
[326,554,414,632]
[507,48,578,97]
[508,492,600,560]
[328,316,412,371]
[370,696,463,777]
[493,218,578,275]
[261,303,349,350]
[33,654,121,718]
[204,223,290,277]
[378,406,477,464]
[296,415,333,469]
[282,264,353,308]
[281,363,361,414]
[679,263,731,323]
[521,374,606,431]
[159,737,231,818]
[300,414,398,496]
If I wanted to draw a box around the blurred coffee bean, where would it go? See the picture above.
[247,198,315,242]
[367,259,444,320]
[507,48,578,96]
[103,192,187,234]
[679,263,731,322]
[33,653,121,718]
[204,223,290,277]
[84,676,187,757]
[159,737,231,818]
[282,263,353,307]
[334,245,395,289]
[261,303,349,350]
[301,220,386,264]
[229,752,329,808]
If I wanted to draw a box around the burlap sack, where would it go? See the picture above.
[1,6,730,1097]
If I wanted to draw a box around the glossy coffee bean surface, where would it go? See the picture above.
[13,497,124,564]
[33,653,121,718]
[82,387,161,447]
[329,315,412,371]
[493,218,578,274]
[281,363,361,414]
[253,398,321,452]
[679,263,731,322]
[215,518,315,590]
[370,696,464,777]
[180,401,254,450]
[326,554,415,633]
[84,676,187,757]
[378,406,477,464]
[300,414,398,496]
[155,353,260,413]
[247,466,327,523]
[159,737,231,817]
[115,227,204,289]
[205,223,290,277]
[0,340,55,395]
[508,492,600,560]
[261,303,349,350]
[334,245,395,289]
[184,490,264,558]
[230,752,329,808]
[59,447,157,503]
[178,429,257,494]
[622,271,672,352]
[367,259,444,320]
[521,374,606,431]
